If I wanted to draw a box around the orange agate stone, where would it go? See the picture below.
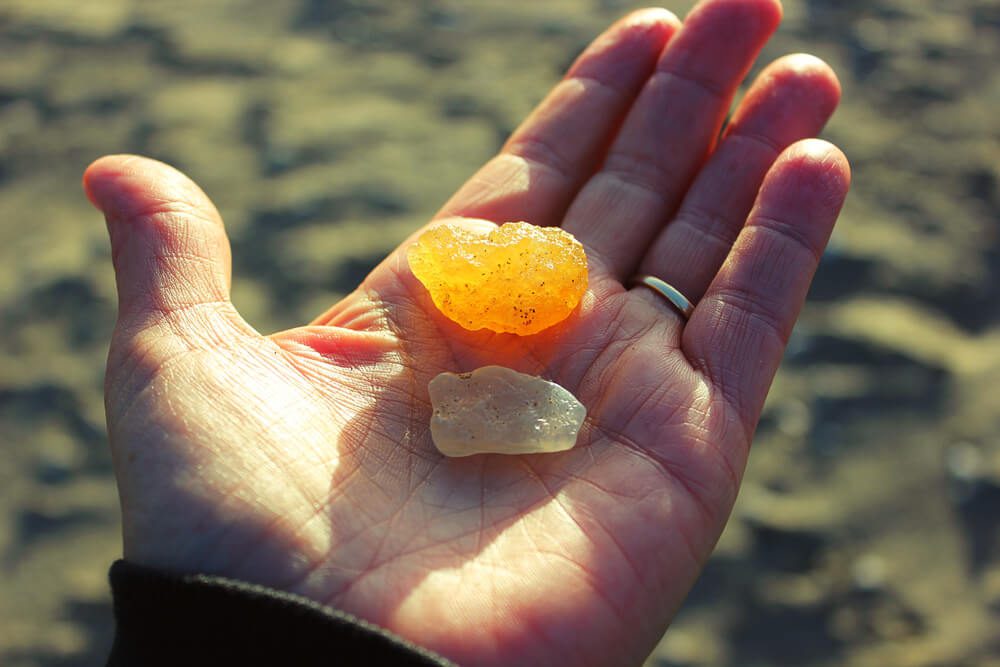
[407,221,588,335]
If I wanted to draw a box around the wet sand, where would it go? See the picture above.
[1,1,998,665]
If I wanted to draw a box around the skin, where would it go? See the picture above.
[84,1,850,665]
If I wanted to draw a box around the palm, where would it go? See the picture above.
[90,3,850,666]
[111,260,727,662]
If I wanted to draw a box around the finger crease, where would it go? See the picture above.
[569,72,630,99]
[653,66,726,102]
[707,285,789,346]
[750,215,824,265]
[673,208,739,253]
[725,128,784,157]
[598,160,676,207]
[505,135,574,185]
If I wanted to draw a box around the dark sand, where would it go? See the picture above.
[1,1,998,665]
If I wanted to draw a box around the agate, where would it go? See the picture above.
[428,366,586,457]
[407,221,588,335]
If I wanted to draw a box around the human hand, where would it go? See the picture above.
[86,1,849,665]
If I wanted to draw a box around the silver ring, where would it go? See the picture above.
[630,275,694,320]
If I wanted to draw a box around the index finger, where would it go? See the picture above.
[435,8,680,227]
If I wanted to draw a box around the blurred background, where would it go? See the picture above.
[0,0,997,665]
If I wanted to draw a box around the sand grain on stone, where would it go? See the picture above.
[407,221,587,335]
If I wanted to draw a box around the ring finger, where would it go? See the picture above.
[636,53,841,303]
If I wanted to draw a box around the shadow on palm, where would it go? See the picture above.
[262,243,740,663]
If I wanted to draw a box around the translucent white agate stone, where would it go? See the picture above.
[428,365,586,457]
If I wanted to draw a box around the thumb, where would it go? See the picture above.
[83,155,236,328]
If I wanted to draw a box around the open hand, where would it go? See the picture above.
[86,1,849,665]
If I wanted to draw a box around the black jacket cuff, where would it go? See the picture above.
[108,559,455,666]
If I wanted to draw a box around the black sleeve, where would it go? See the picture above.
[107,560,456,667]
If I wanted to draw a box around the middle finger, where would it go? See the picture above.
[562,0,782,278]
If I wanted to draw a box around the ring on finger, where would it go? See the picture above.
[630,274,694,320]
